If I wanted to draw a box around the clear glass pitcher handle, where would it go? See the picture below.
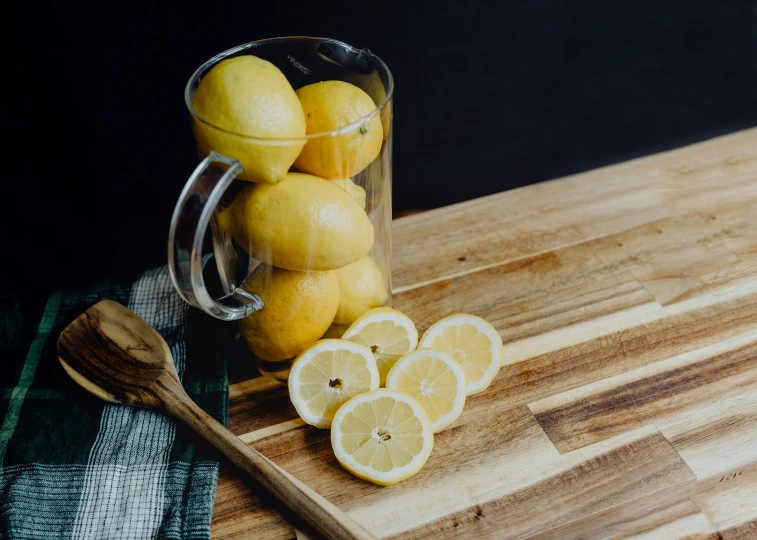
[168,151,263,321]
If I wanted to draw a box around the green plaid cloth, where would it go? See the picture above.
[0,266,230,539]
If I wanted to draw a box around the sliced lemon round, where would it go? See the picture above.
[342,307,419,385]
[418,314,503,396]
[288,339,379,428]
[385,349,466,433]
[331,389,433,486]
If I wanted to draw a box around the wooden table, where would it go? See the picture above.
[212,129,757,539]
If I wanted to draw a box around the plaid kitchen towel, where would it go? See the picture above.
[0,266,230,539]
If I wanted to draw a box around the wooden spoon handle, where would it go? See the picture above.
[161,379,375,540]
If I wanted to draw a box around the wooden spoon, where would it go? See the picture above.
[57,300,375,540]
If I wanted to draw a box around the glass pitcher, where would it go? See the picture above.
[168,37,393,380]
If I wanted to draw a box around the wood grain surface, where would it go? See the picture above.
[212,128,757,539]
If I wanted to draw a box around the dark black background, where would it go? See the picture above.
[3,1,757,296]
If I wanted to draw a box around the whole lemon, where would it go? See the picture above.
[330,178,366,209]
[192,56,306,184]
[217,172,373,271]
[294,81,383,179]
[333,256,388,325]
[350,69,391,141]
[239,265,339,361]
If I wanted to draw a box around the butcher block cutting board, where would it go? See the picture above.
[211,128,757,539]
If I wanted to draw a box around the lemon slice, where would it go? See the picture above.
[288,339,379,428]
[331,389,433,486]
[342,307,419,384]
[418,314,503,395]
[385,349,466,432]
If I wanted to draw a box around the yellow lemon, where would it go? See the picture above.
[288,339,379,428]
[342,307,418,384]
[192,55,306,184]
[350,69,391,141]
[331,389,433,486]
[330,178,366,209]
[333,257,388,325]
[294,81,383,179]
[418,314,503,395]
[239,265,339,361]
[217,173,374,271]
[385,349,466,433]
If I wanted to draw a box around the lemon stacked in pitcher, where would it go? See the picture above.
[192,55,388,364]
